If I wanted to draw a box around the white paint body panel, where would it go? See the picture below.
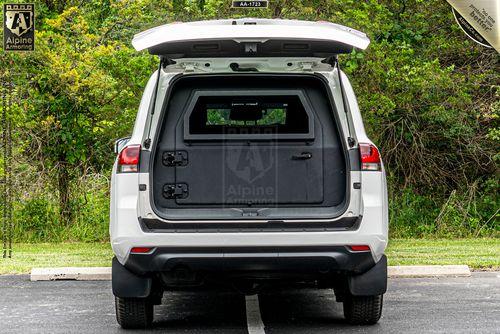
[132,18,370,53]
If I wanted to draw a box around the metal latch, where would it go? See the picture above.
[163,183,189,199]
[162,151,188,167]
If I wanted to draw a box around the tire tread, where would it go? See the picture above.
[115,296,153,329]
[343,294,383,325]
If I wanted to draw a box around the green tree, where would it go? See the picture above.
[0,0,497,237]
[16,5,154,223]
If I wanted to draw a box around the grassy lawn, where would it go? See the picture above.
[386,239,499,269]
[0,238,498,274]
[0,242,112,275]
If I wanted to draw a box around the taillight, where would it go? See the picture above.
[118,145,141,173]
[359,143,381,171]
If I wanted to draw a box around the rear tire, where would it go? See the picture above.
[115,296,153,329]
[343,294,383,325]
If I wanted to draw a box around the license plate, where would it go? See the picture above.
[231,1,268,8]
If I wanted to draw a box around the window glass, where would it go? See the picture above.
[189,95,309,135]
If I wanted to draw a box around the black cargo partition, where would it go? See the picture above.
[151,74,348,220]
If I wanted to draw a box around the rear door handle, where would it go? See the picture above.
[292,152,312,160]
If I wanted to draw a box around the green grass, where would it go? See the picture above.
[0,239,498,274]
[386,238,500,270]
[0,242,112,274]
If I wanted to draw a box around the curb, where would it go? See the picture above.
[30,267,111,281]
[30,265,471,281]
[388,265,471,278]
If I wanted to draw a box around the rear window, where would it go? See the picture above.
[206,102,287,127]
[188,94,311,137]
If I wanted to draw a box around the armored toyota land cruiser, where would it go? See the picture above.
[110,18,388,329]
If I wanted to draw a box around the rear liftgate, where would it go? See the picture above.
[135,18,370,221]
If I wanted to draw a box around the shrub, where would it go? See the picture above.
[0,0,497,242]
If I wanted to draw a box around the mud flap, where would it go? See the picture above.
[347,255,387,296]
[112,257,152,298]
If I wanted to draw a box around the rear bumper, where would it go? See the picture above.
[112,229,387,266]
[124,245,376,277]
[112,250,388,297]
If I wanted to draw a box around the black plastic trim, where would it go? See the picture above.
[349,148,360,171]
[148,39,354,57]
[124,245,376,277]
[139,216,361,233]
[112,257,152,298]
[347,255,387,296]
[139,150,150,172]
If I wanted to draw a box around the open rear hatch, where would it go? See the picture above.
[137,19,369,221]
[132,18,370,57]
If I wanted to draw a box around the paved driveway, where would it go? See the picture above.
[0,272,499,333]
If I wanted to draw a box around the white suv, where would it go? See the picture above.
[110,18,388,329]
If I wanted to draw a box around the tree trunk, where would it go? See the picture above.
[58,164,72,225]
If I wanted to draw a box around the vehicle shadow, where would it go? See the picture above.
[258,288,382,333]
[146,287,384,333]
[151,289,247,333]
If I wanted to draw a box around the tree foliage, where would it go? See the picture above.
[0,0,498,239]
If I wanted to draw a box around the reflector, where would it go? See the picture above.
[349,245,371,252]
[130,247,152,254]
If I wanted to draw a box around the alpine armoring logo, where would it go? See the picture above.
[223,143,278,205]
[226,146,274,184]
[3,3,35,51]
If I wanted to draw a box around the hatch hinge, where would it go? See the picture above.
[162,151,188,166]
[163,183,189,199]
[347,137,356,147]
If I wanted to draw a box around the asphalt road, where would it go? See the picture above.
[0,272,499,333]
